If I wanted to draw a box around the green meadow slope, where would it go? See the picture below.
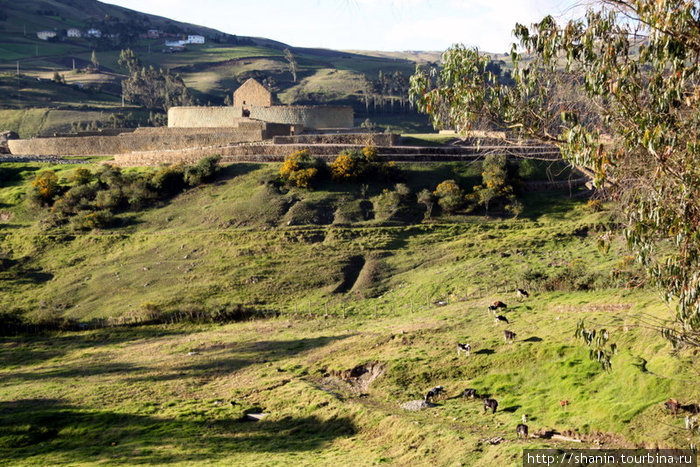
[0,159,698,465]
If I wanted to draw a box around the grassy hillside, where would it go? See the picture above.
[1,159,602,321]
[0,158,698,464]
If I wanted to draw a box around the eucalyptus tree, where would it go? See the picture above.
[410,0,700,347]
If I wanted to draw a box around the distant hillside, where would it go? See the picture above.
[0,0,267,48]
[0,0,441,135]
[342,50,444,64]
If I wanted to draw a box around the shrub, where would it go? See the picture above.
[433,179,464,213]
[417,188,436,219]
[586,199,603,212]
[518,159,538,179]
[123,178,156,209]
[374,189,402,219]
[95,165,124,189]
[330,151,360,181]
[28,171,61,206]
[505,199,524,218]
[362,145,378,161]
[330,146,381,182]
[150,164,186,197]
[69,209,115,231]
[32,159,220,230]
[51,184,97,215]
[373,183,414,221]
[70,168,94,186]
[184,155,221,186]
[279,150,323,188]
[94,188,125,210]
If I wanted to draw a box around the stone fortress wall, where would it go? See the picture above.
[248,105,353,130]
[167,105,353,130]
[167,107,247,128]
[7,122,290,157]
[8,78,355,158]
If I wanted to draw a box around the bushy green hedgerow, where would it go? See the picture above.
[29,156,221,231]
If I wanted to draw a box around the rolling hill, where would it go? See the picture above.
[0,157,698,465]
[0,0,441,137]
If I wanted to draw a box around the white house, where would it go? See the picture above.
[37,31,57,41]
[186,35,205,44]
[67,28,82,38]
[165,39,186,47]
[86,28,102,38]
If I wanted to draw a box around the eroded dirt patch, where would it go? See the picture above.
[326,362,386,394]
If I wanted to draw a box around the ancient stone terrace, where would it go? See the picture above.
[7,122,291,157]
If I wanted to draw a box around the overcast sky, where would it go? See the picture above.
[101,0,583,52]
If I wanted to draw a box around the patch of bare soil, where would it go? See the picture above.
[325,362,386,394]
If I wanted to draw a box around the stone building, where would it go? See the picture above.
[169,78,354,130]
[233,78,273,108]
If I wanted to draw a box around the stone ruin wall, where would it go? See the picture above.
[112,140,432,166]
[167,106,245,128]
[7,126,268,156]
[168,105,354,130]
[249,106,353,129]
[272,133,398,146]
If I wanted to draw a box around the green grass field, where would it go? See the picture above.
[0,159,698,465]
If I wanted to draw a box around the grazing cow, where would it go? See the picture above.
[516,288,529,299]
[504,330,516,343]
[425,385,445,403]
[463,388,478,399]
[682,403,700,414]
[492,301,507,309]
[457,342,471,356]
[494,315,509,324]
[665,398,680,416]
[516,423,529,438]
[483,397,498,414]
[521,413,528,424]
[559,400,570,410]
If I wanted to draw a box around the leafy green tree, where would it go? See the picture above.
[410,0,700,347]
[117,48,141,74]
[119,50,194,111]
[472,154,518,216]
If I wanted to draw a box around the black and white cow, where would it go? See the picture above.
[457,343,471,356]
